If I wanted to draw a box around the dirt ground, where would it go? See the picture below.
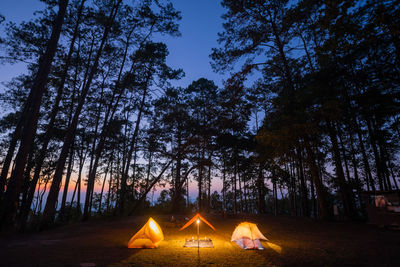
[1,214,399,266]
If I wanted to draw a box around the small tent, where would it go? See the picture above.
[231,222,268,250]
[179,213,216,231]
[127,217,164,248]
[180,213,215,248]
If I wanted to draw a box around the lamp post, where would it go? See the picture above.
[197,219,200,247]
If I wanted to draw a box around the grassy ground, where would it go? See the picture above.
[1,214,399,266]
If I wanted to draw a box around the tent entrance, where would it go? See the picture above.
[127,217,164,248]
[184,238,214,248]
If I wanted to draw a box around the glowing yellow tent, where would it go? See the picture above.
[231,222,267,250]
[127,217,164,248]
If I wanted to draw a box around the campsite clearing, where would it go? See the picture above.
[1,214,399,266]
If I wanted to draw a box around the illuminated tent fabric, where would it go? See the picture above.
[179,213,216,231]
[127,217,164,248]
[231,222,267,250]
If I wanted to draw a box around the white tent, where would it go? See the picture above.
[231,222,267,250]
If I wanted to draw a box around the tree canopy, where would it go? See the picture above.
[0,0,399,231]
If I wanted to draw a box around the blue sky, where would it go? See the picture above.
[0,0,44,93]
[157,0,230,87]
[0,0,230,93]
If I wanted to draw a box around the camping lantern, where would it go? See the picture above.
[180,213,215,248]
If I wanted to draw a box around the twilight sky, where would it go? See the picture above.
[0,0,230,92]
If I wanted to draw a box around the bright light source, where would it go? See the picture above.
[197,219,200,224]
[149,219,158,233]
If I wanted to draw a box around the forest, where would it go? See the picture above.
[0,0,399,233]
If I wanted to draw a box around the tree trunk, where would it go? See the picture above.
[58,144,75,220]
[1,0,69,228]
[257,162,265,214]
[0,93,31,196]
[76,149,85,215]
[19,143,36,220]
[348,132,363,209]
[337,127,352,182]
[37,177,49,216]
[198,165,203,212]
[118,71,152,216]
[375,128,392,191]
[290,159,298,216]
[106,161,113,213]
[243,175,247,213]
[198,146,205,212]
[233,150,237,215]
[98,160,110,214]
[364,117,385,190]
[171,132,182,213]
[273,178,278,216]
[19,0,86,230]
[310,172,317,218]
[222,156,226,216]
[83,73,111,219]
[304,139,331,220]
[327,120,357,220]
[354,117,375,191]
[238,169,243,213]
[388,160,399,190]
[207,156,212,212]
[297,147,310,217]
[40,0,122,228]
[68,176,78,216]
[33,180,42,215]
